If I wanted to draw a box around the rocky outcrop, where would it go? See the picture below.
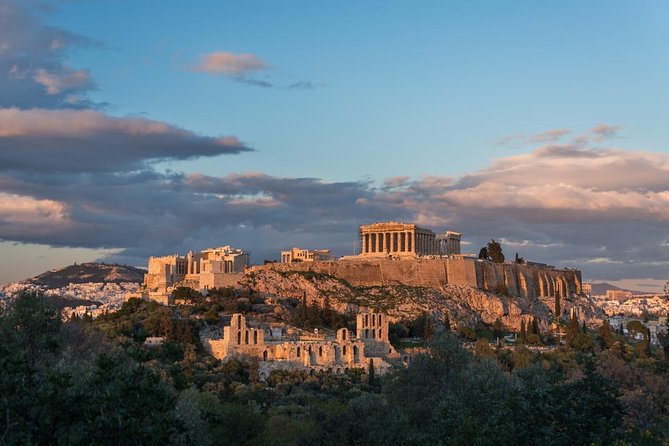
[241,269,606,332]
[256,257,582,300]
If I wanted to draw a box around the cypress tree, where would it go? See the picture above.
[566,315,580,348]
[520,319,527,341]
[368,358,375,385]
[531,317,540,336]
[423,314,435,340]
[582,320,588,334]
[444,312,451,331]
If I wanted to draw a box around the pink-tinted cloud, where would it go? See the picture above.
[32,68,92,94]
[191,51,269,75]
[0,192,67,225]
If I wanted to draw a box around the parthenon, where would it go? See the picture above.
[359,222,461,257]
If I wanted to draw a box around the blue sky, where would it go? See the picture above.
[0,0,668,290]
[51,0,669,180]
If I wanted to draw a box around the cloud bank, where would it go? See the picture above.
[1,131,668,282]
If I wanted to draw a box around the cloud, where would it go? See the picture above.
[189,51,322,90]
[191,51,269,75]
[496,128,570,146]
[234,76,274,88]
[32,67,93,94]
[286,81,324,90]
[1,129,667,283]
[0,108,252,172]
[493,133,524,146]
[530,128,570,143]
[591,123,622,139]
[0,0,95,108]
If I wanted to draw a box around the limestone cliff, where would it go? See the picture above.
[256,257,582,301]
[241,269,606,332]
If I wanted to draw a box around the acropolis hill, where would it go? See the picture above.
[137,222,595,332]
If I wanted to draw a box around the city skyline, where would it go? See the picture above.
[1,0,668,291]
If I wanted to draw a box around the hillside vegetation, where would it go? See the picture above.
[1,291,668,445]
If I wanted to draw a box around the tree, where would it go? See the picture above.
[565,314,580,348]
[519,319,527,342]
[423,313,435,340]
[478,246,488,260]
[444,312,451,331]
[657,315,669,358]
[487,239,505,263]
[531,316,540,336]
[627,322,651,358]
[514,252,525,264]
[292,294,309,327]
[596,320,615,350]
[582,320,588,334]
[566,315,593,351]
[492,318,504,340]
[368,358,375,386]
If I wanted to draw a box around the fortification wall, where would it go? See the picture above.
[258,258,581,299]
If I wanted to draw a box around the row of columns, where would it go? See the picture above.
[187,253,200,274]
[361,231,439,255]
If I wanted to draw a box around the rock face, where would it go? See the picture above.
[242,269,606,331]
[256,257,582,300]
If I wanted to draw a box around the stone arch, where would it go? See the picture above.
[353,345,359,363]
[365,328,369,338]
[237,330,241,345]
[371,314,376,326]
[378,314,382,325]
[262,350,268,361]
[253,330,258,345]
[297,346,301,358]
[343,345,347,356]
[237,314,242,326]
[364,314,369,325]
[319,346,323,356]
[245,330,249,345]
[372,329,376,339]
[342,329,347,340]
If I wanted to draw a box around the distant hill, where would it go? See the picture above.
[26,263,145,289]
[589,282,643,296]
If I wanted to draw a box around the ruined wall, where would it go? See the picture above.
[258,258,581,299]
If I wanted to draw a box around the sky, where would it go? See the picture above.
[0,0,668,291]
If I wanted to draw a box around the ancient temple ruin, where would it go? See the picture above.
[201,311,399,378]
[359,222,461,257]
